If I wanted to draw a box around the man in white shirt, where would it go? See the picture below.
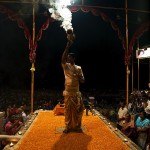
[117,101,128,130]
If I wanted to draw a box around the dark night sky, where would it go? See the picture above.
[0,0,150,92]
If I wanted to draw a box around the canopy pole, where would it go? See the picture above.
[125,0,129,106]
[30,0,35,114]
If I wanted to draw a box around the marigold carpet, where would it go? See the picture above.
[10,111,140,150]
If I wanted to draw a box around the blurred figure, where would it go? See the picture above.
[9,104,17,116]
[4,115,23,135]
[117,101,128,130]
[121,113,136,141]
[83,99,92,116]
[20,106,27,123]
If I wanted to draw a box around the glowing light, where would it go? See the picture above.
[10,142,14,147]
[124,138,128,142]
[18,131,22,135]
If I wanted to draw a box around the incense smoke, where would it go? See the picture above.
[48,0,73,32]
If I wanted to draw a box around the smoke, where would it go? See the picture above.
[17,0,73,32]
[48,0,73,32]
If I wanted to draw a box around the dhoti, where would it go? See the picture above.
[63,90,84,131]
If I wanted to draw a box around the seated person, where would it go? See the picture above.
[117,101,128,130]
[4,115,23,135]
[121,113,136,141]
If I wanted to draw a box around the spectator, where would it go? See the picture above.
[117,101,128,130]
[4,115,23,135]
[135,111,150,149]
[121,113,136,141]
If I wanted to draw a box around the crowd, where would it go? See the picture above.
[0,88,150,150]
[0,104,27,149]
[96,89,150,150]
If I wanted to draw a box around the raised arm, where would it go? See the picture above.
[61,40,72,64]
[62,29,74,64]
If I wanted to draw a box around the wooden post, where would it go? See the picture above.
[30,0,35,114]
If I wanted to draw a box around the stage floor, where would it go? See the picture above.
[4,110,141,150]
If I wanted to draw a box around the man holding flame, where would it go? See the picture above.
[61,29,85,133]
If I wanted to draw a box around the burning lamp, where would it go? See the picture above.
[9,142,14,147]
[124,138,128,142]
[18,131,22,135]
